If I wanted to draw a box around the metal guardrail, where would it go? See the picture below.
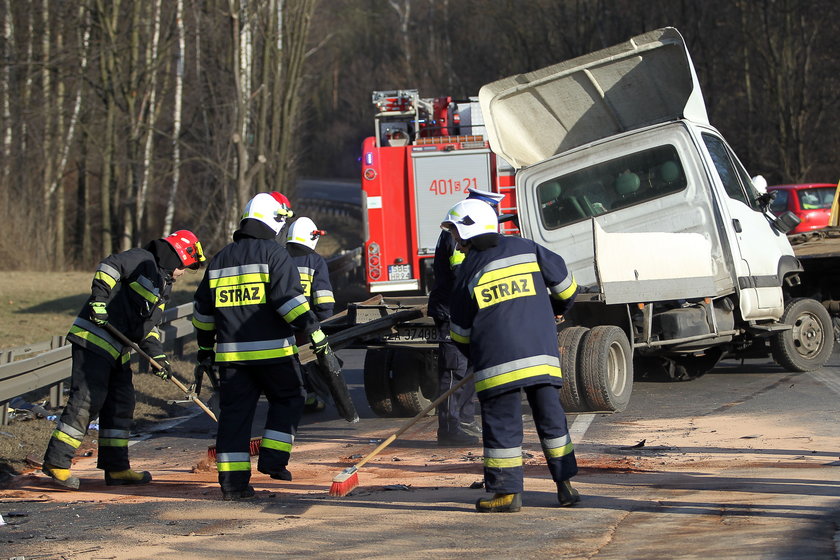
[0,246,363,425]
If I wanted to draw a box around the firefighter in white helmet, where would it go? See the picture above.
[42,230,206,490]
[428,188,503,446]
[443,199,580,513]
[286,217,334,321]
[192,192,332,500]
[286,216,335,411]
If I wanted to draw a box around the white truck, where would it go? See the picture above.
[475,27,833,412]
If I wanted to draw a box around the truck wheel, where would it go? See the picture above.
[391,348,438,416]
[363,349,398,417]
[579,326,633,412]
[770,297,834,372]
[556,326,589,412]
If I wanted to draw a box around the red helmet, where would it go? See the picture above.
[163,230,206,270]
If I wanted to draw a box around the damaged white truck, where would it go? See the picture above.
[476,27,833,412]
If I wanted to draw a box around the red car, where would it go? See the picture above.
[767,183,836,233]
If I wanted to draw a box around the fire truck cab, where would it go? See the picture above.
[360,89,517,294]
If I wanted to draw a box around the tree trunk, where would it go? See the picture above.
[164,0,184,235]
[138,0,162,237]
[1,0,12,219]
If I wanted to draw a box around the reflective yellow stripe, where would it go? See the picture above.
[69,325,121,359]
[99,438,129,447]
[282,302,310,323]
[451,331,470,344]
[483,456,523,468]
[52,429,82,448]
[260,439,293,453]
[216,346,298,362]
[208,273,269,289]
[314,295,335,304]
[216,462,252,472]
[94,270,117,288]
[146,331,160,341]
[544,441,574,458]
[551,278,578,301]
[449,250,465,268]
[477,262,540,287]
[475,364,562,393]
[192,317,215,331]
[130,281,158,304]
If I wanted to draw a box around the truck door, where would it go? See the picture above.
[700,131,787,320]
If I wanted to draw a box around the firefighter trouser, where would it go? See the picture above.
[43,344,135,472]
[436,322,476,436]
[480,383,578,494]
[215,360,305,492]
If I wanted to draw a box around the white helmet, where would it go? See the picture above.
[441,199,499,241]
[241,192,294,235]
[286,216,324,250]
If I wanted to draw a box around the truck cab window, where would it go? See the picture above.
[702,133,757,209]
[536,144,687,230]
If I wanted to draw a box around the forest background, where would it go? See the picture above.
[0,0,837,271]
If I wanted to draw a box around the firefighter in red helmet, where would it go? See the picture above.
[41,230,205,490]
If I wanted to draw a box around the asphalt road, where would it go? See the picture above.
[2,349,839,559]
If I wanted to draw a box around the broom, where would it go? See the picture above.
[329,371,475,497]
[103,324,261,458]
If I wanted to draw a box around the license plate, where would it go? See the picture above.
[388,264,412,281]
[385,325,439,342]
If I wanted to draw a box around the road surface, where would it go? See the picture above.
[2,350,839,559]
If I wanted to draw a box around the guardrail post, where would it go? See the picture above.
[49,382,64,408]
[0,402,8,426]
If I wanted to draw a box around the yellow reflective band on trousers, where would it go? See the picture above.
[99,438,129,447]
[216,452,251,472]
[261,429,293,453]
[51,429,82,448]
[483,447,523,469]
[542,434,574,458]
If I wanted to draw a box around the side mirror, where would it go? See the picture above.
[773,211,801,234]
[756,189,777,212]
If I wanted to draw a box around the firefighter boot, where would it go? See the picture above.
[105,469,152,486]
[258,465,293,481]
[222,485,256,501]
[557,480,581,507]
[41,464,81,490]
[475,493,522,513]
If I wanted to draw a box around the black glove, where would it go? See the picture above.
[310,329,331,355]
[193,363,219,395]
[152,355,172,380]
[88,301,108,326]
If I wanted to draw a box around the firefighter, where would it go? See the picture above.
[41,230,206,490]
[444,199,581,513]
[428,188,504,446]
[285,216,334,412]
[286,217,334,321]
[192,192,332,501]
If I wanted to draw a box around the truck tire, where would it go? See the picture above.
[363,349,398,417]
[391,348,438,416]
[579,326,633,412]
[770,297,834,372]
[556,326,589,412]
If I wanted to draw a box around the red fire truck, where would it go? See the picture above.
[360,89,518,293]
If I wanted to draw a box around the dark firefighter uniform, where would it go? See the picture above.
[449,234,578,495]
[287,243,335,321]
[44,246,173,473]
[192,222,321,495]
[427,229,477,442]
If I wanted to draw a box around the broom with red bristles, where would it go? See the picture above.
[329,372,475,497]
